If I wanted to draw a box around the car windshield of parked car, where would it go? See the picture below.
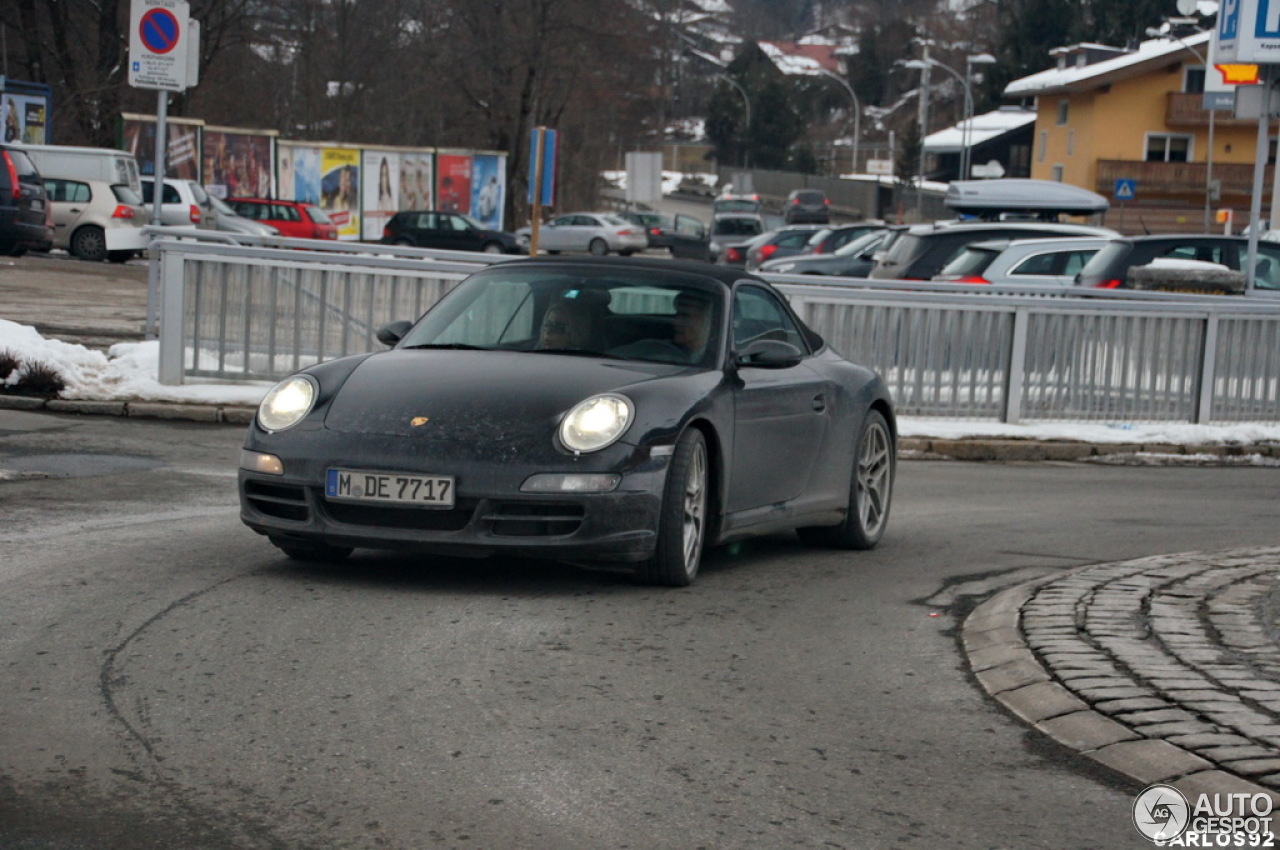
[714,199,762,214]
[713,217,763,237]
[397,266,724,367]
[833,230,887,257]
[303,205,332,224]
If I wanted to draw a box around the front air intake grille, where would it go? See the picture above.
[484,503,585,537]
[324,500,477,531]
[244,480,309,522]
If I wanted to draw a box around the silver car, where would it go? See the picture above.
[517,212,648,256]
[140,177,218,230]
[932,237,1110,286]
[209,194,279,237]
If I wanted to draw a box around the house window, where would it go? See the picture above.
[1056,99,1069,125]
[1146,134,1192,162]
[1185,68,1206,94]
[1051,164,1065,182]
[1068,129,1075,156]
[1038,131,1047,162]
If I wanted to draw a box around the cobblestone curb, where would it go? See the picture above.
[965,548,1280,805]
[0,394,257,425]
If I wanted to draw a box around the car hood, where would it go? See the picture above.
[322,349,686,442]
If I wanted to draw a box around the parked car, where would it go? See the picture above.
[43,176,147,262]
[381,210,524,254]
[805,223,886,256]
[0,143,53,256]
[617,210,711,261]
[226,198,338,240]
[783,189,831,224]
[709,214,766,264]
[868,221,1119,280]
[744,224,828,271]
[712,192,763,216]
[238,256,896,586]
[208,194,279,237]
[932,237,1110,286]
[758,229,889,277]
[1075,234,1280,290]
[515,212,648,256]
[140,177,218,230]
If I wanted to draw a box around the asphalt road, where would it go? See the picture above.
[2,407,1278,849]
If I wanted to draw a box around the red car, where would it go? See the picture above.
[226,198,338,240]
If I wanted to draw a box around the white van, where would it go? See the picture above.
[16,144,143,196]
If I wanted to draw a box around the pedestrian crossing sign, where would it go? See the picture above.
[1114,179,1137,202]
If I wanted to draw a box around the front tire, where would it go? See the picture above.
[637,429,708,587]
[588,238,609,256]
[481,241,503,254]
[798,409,894,549]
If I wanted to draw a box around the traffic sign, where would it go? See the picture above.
[1114,179,1137,202]
[129,0,192,92]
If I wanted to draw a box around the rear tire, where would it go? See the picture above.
[636,429,708,587]
[588,238,609,256]
[798,409,894,550]
[269,537,354,562]
[71,226,108,262]
[482,241,503,254]
[106,250,133,264]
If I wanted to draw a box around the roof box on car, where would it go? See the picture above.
[944,179,1110,220]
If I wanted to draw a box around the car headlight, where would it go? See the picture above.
[258,375,318,432]
[559,394,633,453]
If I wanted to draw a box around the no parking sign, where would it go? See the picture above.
[128,0,193,91]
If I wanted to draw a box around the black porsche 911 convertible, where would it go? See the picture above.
[238,256,896,586]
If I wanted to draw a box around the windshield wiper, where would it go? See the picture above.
[401,343,490,351]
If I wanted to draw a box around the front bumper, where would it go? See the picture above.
[239,459,669,564]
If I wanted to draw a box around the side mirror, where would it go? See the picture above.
[376,320,413,347]
[735,339,803,369]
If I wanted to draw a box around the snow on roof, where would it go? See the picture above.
[1004,30,1210,97]
[922,107,1036,153]
[758,41,842,75]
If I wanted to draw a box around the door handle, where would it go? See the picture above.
[812,394,826,412]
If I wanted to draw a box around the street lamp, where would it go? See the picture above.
[964,54,997,180]
[906,55,993,181]
[719,75,752,168]
[804,67,862,174]
[1146,26,1217,233]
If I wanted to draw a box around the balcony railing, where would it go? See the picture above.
[1165,92,1257,128]
[1096,159,1272,199]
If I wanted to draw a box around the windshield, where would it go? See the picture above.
[209,195,235,215]
[398,266,726,368]
[712,218,763,237]
[937,246,999,278]
[303,205,333,224]
[833,231,886,257]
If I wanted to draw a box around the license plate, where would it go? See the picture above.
[325,468,455,507]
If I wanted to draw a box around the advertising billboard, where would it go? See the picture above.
[362,150,400,240]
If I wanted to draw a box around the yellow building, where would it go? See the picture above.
[1004,31,1268,234]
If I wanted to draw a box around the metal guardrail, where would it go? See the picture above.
[152,234,1280,424]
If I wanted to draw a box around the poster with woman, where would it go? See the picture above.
[321,148,360,237]
[362,151,399,240]
[470,155,505,229]
[435,154,472,214]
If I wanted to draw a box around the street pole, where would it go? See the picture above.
[815,68,861,174]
